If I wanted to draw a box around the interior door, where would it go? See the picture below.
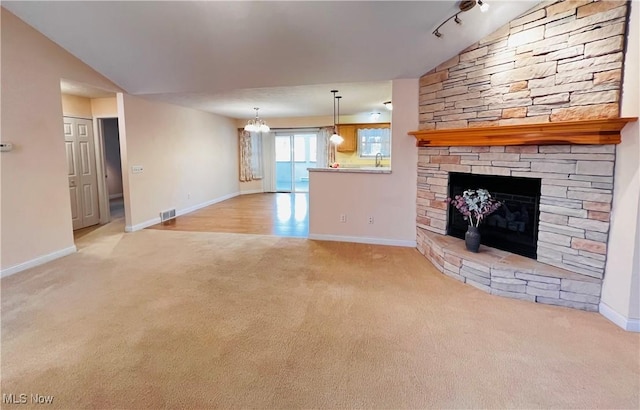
[64,117,100,230]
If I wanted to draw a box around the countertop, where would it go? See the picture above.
[308,167,392,174]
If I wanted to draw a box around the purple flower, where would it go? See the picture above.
[446,188,501,227]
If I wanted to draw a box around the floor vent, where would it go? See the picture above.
[160,209,176,222]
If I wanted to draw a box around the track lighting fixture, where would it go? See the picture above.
[432,0,489,38]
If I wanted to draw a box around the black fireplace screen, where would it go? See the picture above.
[447,172,541,259]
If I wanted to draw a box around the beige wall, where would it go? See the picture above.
[61,95,118,118]
[61,94,92,118]
[91,97,117,117]
[601,0,640,325]
[308,79,418,245]
[119,94,239,230]
[0,8,121,272]
[240,179,263,194]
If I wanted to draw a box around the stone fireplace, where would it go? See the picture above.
[410,119,635,311]
[417,141,617,279]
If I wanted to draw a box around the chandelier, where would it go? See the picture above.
[244,107,270,133]
[330,90,344,145]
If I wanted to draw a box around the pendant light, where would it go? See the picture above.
[244,107,270,133]
[330,90,344,145]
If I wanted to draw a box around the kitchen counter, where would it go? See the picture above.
[308,167,392,174]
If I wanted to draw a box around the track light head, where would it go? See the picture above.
[454,15,462,24]
[434,29,442,38]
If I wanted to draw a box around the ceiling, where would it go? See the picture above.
[4,1,539,119]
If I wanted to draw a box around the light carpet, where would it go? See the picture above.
[1,221,639,409]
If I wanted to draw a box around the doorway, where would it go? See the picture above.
[275,132,317,192]
[64,116,100,230]
[100,118,124,220]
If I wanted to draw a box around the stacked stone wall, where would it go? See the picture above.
[419,0,629,130]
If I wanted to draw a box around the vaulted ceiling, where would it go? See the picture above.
[4,1,539,119]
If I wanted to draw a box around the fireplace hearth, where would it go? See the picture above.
[448,173,541,259]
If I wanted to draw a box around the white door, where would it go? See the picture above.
[64,117,100,230]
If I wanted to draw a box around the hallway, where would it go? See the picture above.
[148,193,309,237]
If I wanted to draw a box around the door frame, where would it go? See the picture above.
[93,115,111,225]
[94,116,122,224]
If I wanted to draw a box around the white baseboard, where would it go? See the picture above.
[125,192,240,232]
[240,189,264,195]
[308,233,416,248]
[109,193,123,199]
[176,192,239,217]
[1,245,77,278]
[599,302,640,332]
[125,217,161,232]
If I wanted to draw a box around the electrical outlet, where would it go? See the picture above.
[368,216,374,224]
[340,214,347,223]
[131,165,144,174]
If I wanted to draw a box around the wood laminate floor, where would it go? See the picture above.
[148,193,309,237]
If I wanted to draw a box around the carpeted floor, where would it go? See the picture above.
[1,220,639,409]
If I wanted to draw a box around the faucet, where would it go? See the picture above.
[375,152,382,167]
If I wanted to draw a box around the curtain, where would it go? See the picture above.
[239,130,254,182]
[251,132,263,179]
[318,127,333,167]
[261,131,276,192]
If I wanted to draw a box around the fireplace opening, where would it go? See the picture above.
[447,172,541,259]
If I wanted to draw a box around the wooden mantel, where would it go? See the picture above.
[409,118,637,147]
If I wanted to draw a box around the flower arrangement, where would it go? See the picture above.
[447,188,501,227]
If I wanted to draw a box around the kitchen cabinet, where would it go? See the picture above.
[336,123,390,153]
[336,125,356,152]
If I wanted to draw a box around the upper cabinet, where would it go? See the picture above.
[336,125,356,152]
[336,123,390,153]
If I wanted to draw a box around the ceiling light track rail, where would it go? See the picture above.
[433,0,489,38]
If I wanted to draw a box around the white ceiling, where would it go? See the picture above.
[4,1,539,119]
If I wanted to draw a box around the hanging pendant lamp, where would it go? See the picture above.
[330,91,344,145]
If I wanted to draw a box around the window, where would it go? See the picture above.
[359,128,391,157]
[275,135,291,162]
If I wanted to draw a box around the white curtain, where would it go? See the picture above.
[261,131,276,192]
[317,127,332,167]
